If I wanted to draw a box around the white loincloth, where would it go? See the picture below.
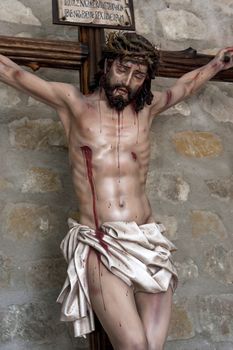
[56,219,178,338]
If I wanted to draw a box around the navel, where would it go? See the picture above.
[119,199,125,208]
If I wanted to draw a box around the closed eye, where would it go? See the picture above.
[116,66,128,73]
[134,73,146,80]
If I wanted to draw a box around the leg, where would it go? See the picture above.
[87,249,148,350]
[135,287,173,350]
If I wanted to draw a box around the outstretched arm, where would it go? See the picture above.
[0,54,83,135]
[150,47,233,116]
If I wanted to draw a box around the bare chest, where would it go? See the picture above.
[70,104,151,156]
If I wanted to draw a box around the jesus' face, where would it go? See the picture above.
[103,58,148,111]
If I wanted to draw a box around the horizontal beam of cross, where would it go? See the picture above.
[0,35,89,71]
[0,35,233,82]
[158,47,233,82]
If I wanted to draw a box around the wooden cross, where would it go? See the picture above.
[1,31,233,92]
[1,11,233,350]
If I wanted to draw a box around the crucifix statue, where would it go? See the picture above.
[0,1,233,350]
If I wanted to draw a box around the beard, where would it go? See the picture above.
[101,75,140,112]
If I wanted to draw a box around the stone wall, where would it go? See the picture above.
[0,1,232,349]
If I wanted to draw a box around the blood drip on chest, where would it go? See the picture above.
[117,111,122,182]
[80,145,108,251]
[81,145,108,310]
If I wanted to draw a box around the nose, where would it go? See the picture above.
[123,72,133,87]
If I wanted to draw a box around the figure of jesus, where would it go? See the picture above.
[0,32,232,350]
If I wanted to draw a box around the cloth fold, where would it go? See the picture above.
[56,219,178,338]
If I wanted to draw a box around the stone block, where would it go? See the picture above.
[134,8,150,34]
[0,0,41,26]
[197,295,233,341]
[8,117,67,150]
[21,167,62,193]
[200,86,233,124]
[161,101,191,117]
[166,339,216,350]
[2,203,53,241]
[191,210,228,240]
[0,178,13,191]
[0,86,21,107]
[175,259,199,283]
[16,32,33,38]
[206,176,233,200]
[173,131,223,158]
[25,258,66,290]
[158,174,190,202]
[26,336,89,350]
[68,210,81,222]
[155,214,178,240]
[204,246,233,285]
[216,343,233,350]
[212,0,233,15]
[168,301,195,340]
[166,0,192,4]
[157,9,206,40]
[0,252,11,288]
[27,96,44,106]
[0,301,63,343]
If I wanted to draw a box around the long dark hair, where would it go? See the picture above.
[91,32,160,113]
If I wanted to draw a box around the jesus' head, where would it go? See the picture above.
[94,32,159,112]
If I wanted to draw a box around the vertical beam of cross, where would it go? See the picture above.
[79,27,105,94]
[78,26,114,350]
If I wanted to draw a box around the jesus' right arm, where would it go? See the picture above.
[0,54,84,136]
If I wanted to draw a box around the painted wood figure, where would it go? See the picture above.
[0,32,233,350]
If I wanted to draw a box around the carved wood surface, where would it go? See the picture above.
[158,47,233,82]
[1,35,233,82]
[79,27,105,94]
[0,35,88,71]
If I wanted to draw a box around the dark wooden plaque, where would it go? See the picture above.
[52,0,135,30]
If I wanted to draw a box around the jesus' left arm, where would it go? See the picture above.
[150,47,233,117]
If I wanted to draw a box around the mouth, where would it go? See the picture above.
[114,87,128,95]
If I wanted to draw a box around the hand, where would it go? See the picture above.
[216,47,233,71]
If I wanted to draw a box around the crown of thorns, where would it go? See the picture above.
[102,32,160,77]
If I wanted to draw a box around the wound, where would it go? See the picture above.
[13,69,23,79]
[211,62,221,70]
[165,89,172,106]
[131,152,137,161]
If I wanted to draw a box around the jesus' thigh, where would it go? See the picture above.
[135,287,173,347]
[87,248,146,347]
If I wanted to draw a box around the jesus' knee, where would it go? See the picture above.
[147,337,165,350]
[113,331,148,350]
